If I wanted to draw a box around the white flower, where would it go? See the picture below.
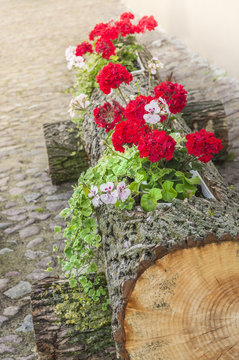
[158,97,170,115]
[65,46,75,61]
[100,182,118,205]
[148,63,157,75]
[117,182,131,202]
[88,186,102,207]
[68,94,90,118]
[143,100,162,124]
[148,57,164,75]
[88,185,98,198]
[74,56,85,70]
[92,195,102,207]
[65,46,85,70]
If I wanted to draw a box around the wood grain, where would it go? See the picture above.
[125,241,239,360]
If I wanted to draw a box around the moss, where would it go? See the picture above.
[52,275,115,357]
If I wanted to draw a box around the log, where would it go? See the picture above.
[43,121,89,185]
[82,83,239,359]
[98,201,239,360]
[31,276,116,360]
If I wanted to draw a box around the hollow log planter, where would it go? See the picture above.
[83,86,239,359]
[43,44,229,185]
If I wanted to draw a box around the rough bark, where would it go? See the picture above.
[182,101,229,161]
[43,121,89,185]
[31,276,116,360]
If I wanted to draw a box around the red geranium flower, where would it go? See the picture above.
[95,38,116,59]
[120,12,135,21]
[185,129,222,163]
[137,16,158,32]
[96,62,133,95]
[112,120,150,153]
[125,95,154,126]
[93,100,125,133]
[114,18,136,37]
[75,41,93,57]
[138,130,176,162]
[154,81,187,114]
[89,22,110,41]
[89,22,119,41]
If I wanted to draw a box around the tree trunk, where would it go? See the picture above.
[82,88,239,359]
[43,121,89,185]
[31,276,116,360]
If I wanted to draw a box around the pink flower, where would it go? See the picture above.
[100,182,118,204]
[117,182,131,202]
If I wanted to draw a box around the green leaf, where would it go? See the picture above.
[87,262,98,273]
[60,208,71,219]
[135,170,147,183]
[185,175,201,185]
[129,181,140,193]
[81,208,92,217]
[162,181,177,202]
[53,245,58,252]
[69,278,77,288]
[175,182,197,198]
[149,188,162,201]
[54,226,61,233]
[118,198,134,210]
[140,194,157,212]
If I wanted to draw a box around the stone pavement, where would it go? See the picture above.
[0,0,239,359]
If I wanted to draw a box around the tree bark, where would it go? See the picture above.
[31,276,116,360]
[43,121,89,185]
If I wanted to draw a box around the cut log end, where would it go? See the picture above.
[124,240,239,360]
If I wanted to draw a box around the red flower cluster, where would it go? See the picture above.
[138,130,176,162]
[112,121,150,153]
[154,81,187,114]
[89,12,157,40]
[93,101,125,133]
[88,12,157,60]
[89,22,119,41]
[75,41,93,57]
[137,16,158,32]
[95,38,116,60]
[96,62,133,94]
[185,129,222,163]
[125,95,154,126]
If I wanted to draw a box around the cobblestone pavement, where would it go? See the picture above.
[0,1,125,359]
[0,1,239,359]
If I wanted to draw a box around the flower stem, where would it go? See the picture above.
[118,87,128,105]
[102,140,129,160]
[148,71,151,96]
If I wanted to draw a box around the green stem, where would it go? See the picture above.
[148,71,151,96]
[103,140,129,160]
